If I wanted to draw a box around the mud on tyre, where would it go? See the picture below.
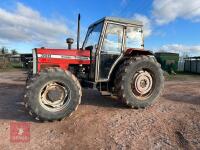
[115,56,164,108]
[24,67,82,121]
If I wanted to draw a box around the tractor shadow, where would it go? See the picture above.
[81,89,128,109]
[0,83,37,122]
[163,93,200,105]
[0,83,127,123]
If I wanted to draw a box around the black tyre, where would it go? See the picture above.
[115,56,164,108]
[26,70,33,85]
[24,67,82,121]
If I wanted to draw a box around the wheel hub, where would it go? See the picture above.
[40,82,69,110]
[46,86,65,102]
[133,70,153,96]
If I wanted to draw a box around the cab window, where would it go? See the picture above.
[101,24,124,54]
[126,26,143,49]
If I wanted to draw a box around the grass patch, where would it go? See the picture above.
[165,71,200,81]
[0,62,24,72]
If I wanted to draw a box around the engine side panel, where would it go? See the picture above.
[33,48,90,73]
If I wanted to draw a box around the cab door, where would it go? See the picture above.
[83,22,104,81]
[97,23,124,81]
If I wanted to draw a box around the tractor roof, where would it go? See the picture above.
[89,17,143,28]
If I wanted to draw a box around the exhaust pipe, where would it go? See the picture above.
[77,14,80,50]
[66,38,74,49]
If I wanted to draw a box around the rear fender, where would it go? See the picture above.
[108,49,155,84]
[125,48,154,56]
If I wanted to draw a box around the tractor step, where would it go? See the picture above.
[100,91,112,96]
[81,80,97,89]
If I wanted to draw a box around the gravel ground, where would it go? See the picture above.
[0,70,200,150]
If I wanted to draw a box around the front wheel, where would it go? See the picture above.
[24,68,82,121]
[115,56,164,108]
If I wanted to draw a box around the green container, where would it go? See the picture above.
[155,52,179,73]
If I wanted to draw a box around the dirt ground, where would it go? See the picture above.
[0,70,200,150]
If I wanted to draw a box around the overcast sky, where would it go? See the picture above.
[0,0,200,56]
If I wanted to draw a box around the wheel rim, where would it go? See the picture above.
[39,81,71,112]
[131,70,154,100]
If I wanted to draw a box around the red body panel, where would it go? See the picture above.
[36,48,90,72]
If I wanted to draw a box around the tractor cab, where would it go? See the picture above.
[82,17,144,82]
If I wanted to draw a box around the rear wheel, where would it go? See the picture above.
[115,56,164,108]
[24,67,82,121]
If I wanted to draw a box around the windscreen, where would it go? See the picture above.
[83,22,103,49]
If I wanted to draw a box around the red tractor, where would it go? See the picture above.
[24,15,164,121]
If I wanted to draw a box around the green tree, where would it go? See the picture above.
[11,49,18,55]
[1,47,8,55]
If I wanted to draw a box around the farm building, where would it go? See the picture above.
[184,57,200,74]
